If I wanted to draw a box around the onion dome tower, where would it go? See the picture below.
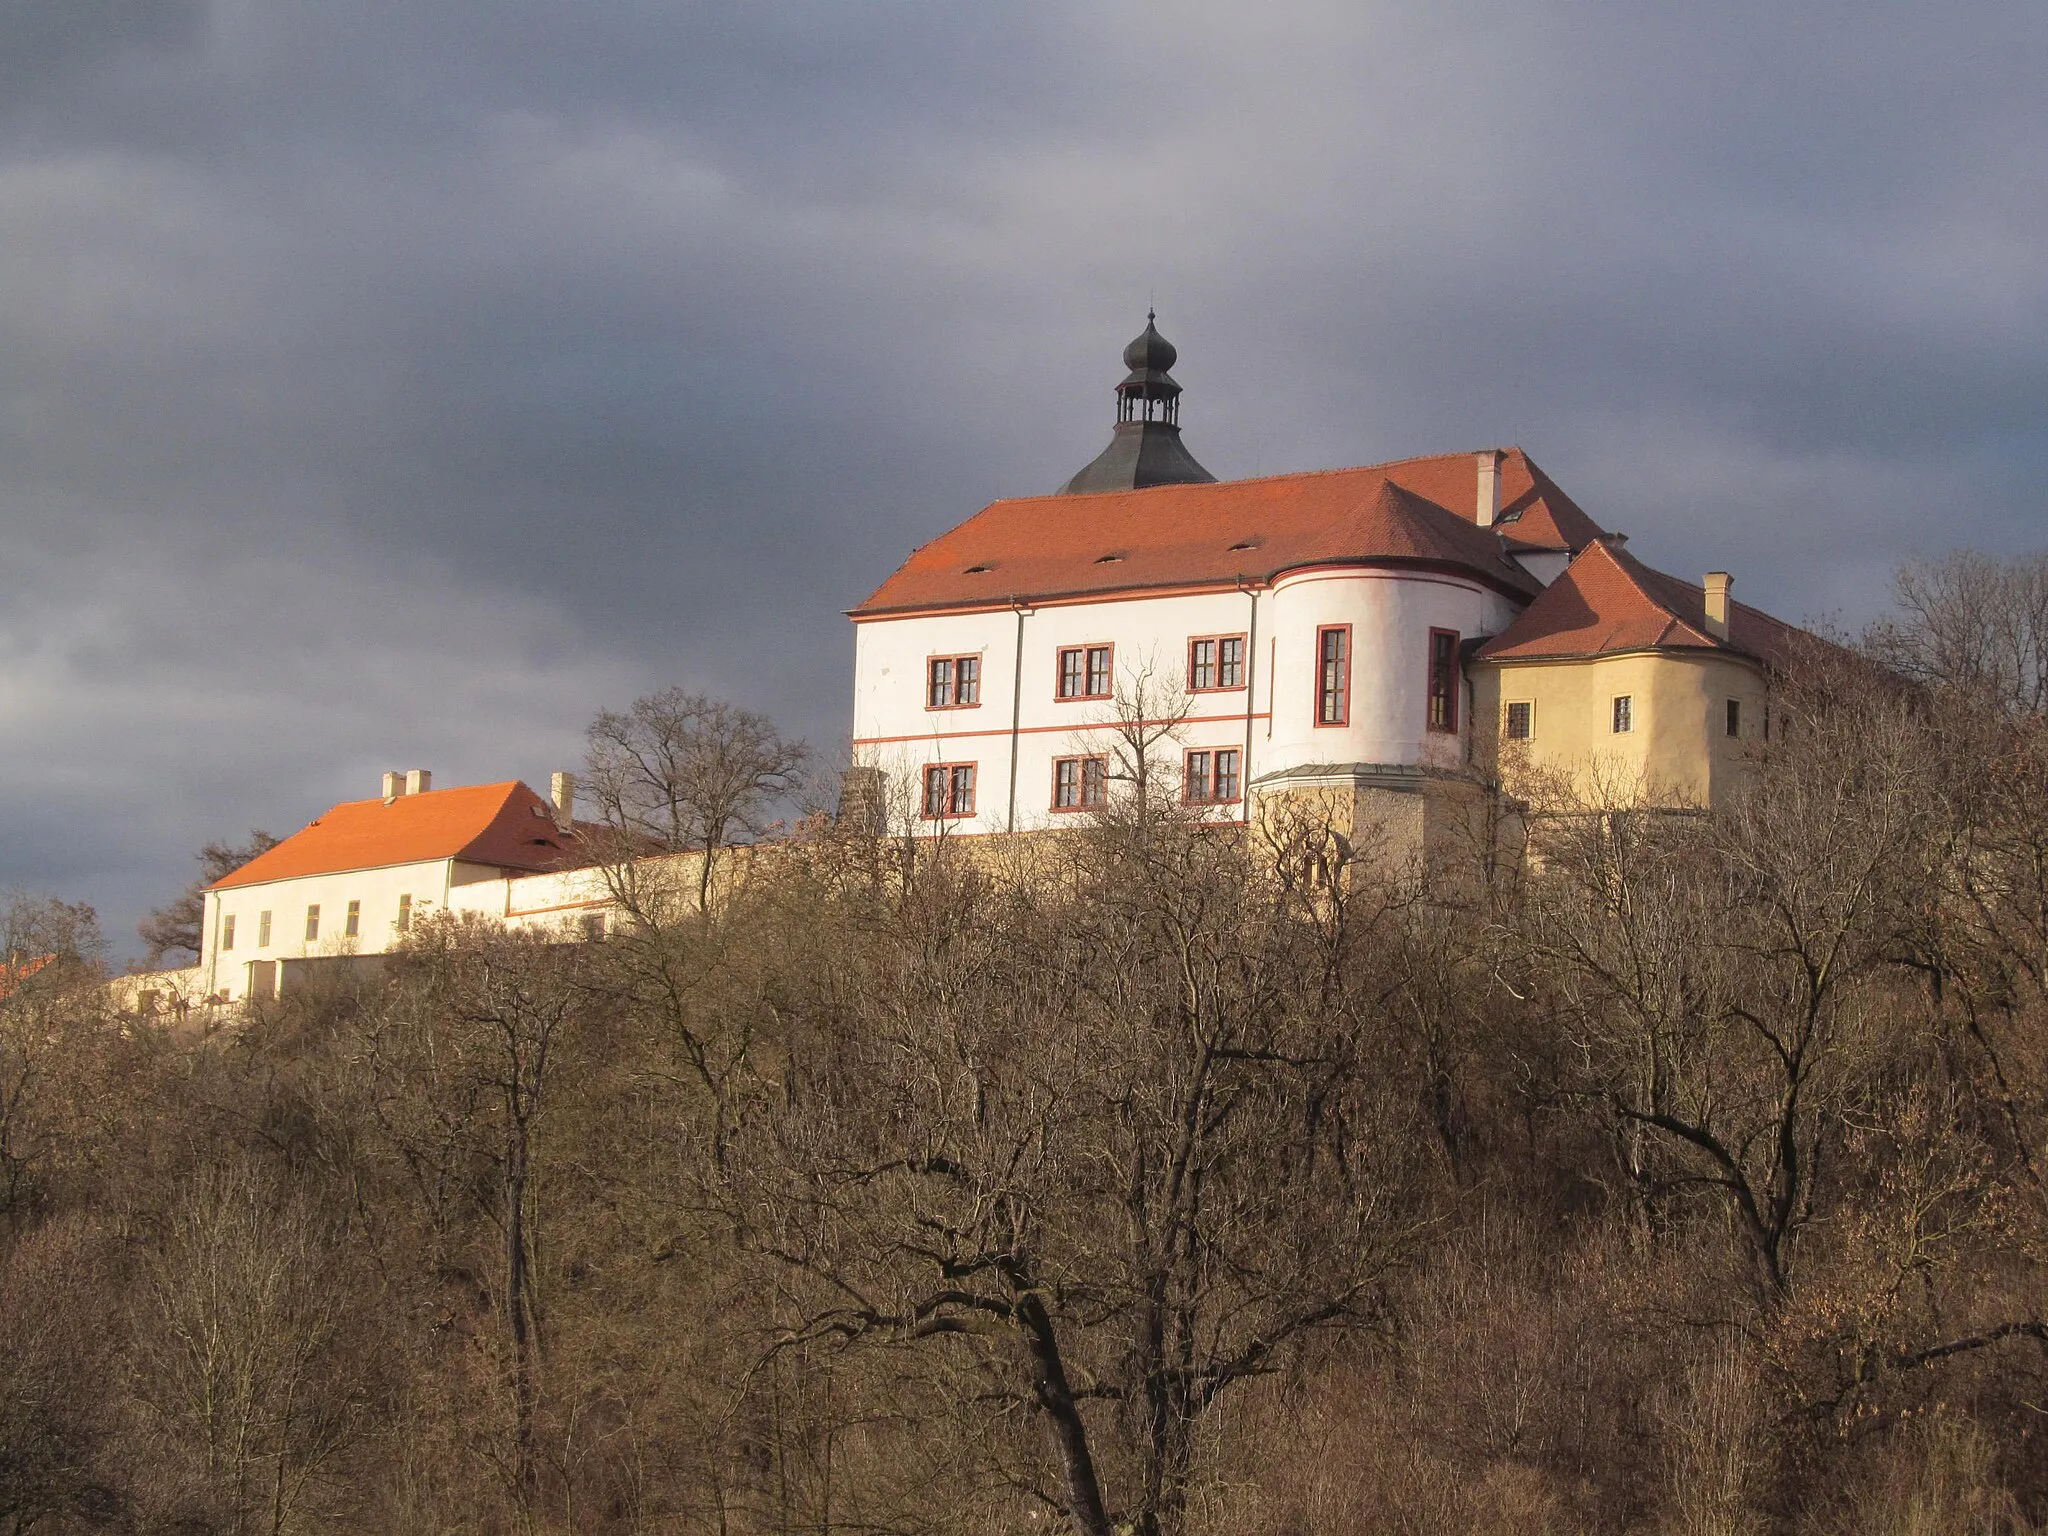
[1057,312,1218,494]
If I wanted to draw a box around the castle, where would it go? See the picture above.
[850,315,1803,845]
[133,316,1809,1007]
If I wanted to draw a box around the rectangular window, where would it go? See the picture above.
[220,914,235,952]
[1187,633,1247,692]
[257,910,272,947]
[1052,755,1109,811]
[396,894,412,933]
[1504,701,1533,740]
[1612,695,1634,734]
[1057,644,1113,700]
[1427,629,1460,732]
[927,654,981,709]
[345,899,360,938]
[1726,698,1741,738]
[305,904,320,942]
[922,763,977,819]
[581,912,607,941]
[1184,747,1243,804]
[1316,625,1351,726]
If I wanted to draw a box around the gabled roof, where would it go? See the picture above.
[854,448,1599,617]
[210,781,600,890]
[1475,540,1807,666]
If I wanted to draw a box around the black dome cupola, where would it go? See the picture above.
[1118,311,1182,424]
[1058,312,1217,494]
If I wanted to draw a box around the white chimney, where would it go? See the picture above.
[549,771,576,829]
[382,770,403,801]
[405,768,432,796]
[1703,572,1732,640]
[1475,449,1504,528]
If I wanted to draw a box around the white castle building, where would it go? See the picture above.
[849,314,1642,841]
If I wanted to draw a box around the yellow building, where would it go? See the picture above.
[1468,540,1803,812]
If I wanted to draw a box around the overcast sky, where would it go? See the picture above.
[3,0,2044,956]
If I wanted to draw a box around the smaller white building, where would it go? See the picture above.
[196,771,613,1002]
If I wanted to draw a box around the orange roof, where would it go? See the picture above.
[1475,541,1807,666]
[0,954,54,1000]
[210,781,600,889]
[853,448,1604,617]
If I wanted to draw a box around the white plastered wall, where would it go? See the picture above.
[852,568,1527,832]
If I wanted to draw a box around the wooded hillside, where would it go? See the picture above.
[8,554,2048,1535]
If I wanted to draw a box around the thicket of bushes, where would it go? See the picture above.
[7,554,2048,1535]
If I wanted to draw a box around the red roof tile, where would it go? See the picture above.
[210,781,600,889]
[853,448,1603,617]
[1475,541,1807,666]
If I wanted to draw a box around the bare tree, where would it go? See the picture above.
[585,689,808,912]
[360,918,592,1510]
[736,806,1422,1536]
[1511,655,1937,1305]
[1090,652,1194,823]
[132,1162,362,1535]
[1865,550,2048,722]
[137,833,279,967]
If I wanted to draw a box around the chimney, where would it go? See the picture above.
[1703,572,1732,641]
[405,768,432,796]
[549,771,576,830]
[381,770,403,801]
[1475,449,1504,528]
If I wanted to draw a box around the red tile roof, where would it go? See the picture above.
[1475,540,1807,666]
[853,448,1604,617]
[0,954,54,1000]
[210,781,600,889]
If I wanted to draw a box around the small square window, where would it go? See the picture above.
[1057,645,1113,701]
[1612,695,1634,734]
[927,654,981,708]
[922,763,977,819]
[581,912,607,941]
[1505,701,1533,740]
[1183,748,1242,804]
[1187,634,1246,692]
[1726,699,1741,738]
[1053,755,1108,810]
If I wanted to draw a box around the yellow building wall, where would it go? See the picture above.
[1470,650,1769,811]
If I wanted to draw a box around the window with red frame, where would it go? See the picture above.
[1427,628,1460,732]
[1052,755,1108,811]
[1316,626,1351,726]
[1183,747,1242,804]
[1187,634,1246,691]
[1056,644,1113,700]
[927,654,981,708]
[922,763,976,819]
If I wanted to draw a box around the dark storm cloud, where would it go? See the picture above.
[2,0,2045,953]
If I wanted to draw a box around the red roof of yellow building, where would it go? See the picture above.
[210,781,597,889]
[853,448,1604,617]
[1475,540,1806,666]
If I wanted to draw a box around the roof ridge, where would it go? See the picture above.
[324,779,525,812]
[991,447,1524,505]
